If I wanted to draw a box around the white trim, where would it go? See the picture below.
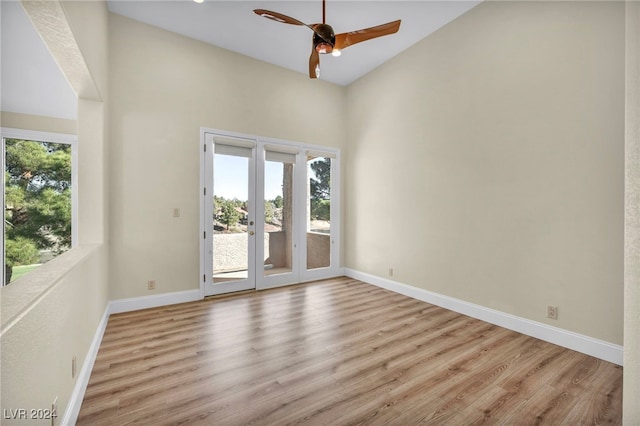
[108,289,201,314]
[344,268,624,366]
[0,127,77,144]
[329,155,340,275]
[255,143,267,289]
[71,141,79,248]
[199,131,209,299]
[200,127,339,159]
[61,305,110,426]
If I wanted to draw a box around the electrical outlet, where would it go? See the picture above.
[388,267,394,277]
[148,280,156,290]
[547,305,558,320]
[71,355,76,379]
[173,207,180,217]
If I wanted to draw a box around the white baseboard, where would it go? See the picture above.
[61,305,110,426]
[344,268,623,366]
[108,289,202,314]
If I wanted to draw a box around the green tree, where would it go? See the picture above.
[220,200,240,230]
[4,139,72,284]
[311,199,330,221]
[309,157,331,220]
[264,201,275,224]
[273,195,283,209]
[310,158,331,201]
[5,237,40,268]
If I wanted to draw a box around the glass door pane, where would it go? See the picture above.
[263,155,295,278]
[306,156,331,270]
[212,152,253,285]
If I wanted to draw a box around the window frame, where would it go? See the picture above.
[1,127,78,287]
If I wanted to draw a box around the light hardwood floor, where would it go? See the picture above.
[77,277,622,425]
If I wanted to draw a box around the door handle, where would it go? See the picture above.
[249,231,255,236]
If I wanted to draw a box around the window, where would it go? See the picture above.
[2,128,77,286]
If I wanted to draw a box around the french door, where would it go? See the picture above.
[201,130,340,296]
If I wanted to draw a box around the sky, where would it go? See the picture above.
[214,155,284,201]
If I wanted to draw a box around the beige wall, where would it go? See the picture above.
[624,1,640,422]
[345,1,625,344]
[1,246,109,425]
[0,112,76,135]
[1,0,110,423]
[108,14,346,300]
[63,0,110,246]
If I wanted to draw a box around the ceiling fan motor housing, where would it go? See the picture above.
[313,24,336,54]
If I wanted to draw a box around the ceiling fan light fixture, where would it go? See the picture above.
[193,0,204,3]
[313,24,336,54]
[331,49,341,57]
[315,42,333,55]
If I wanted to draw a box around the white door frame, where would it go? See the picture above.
[200,127,341,297]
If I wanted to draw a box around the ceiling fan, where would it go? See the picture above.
[253,0,401,79]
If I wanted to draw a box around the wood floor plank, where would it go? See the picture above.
[78,277,623,425]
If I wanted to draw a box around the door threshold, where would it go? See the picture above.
[204,289,258,300]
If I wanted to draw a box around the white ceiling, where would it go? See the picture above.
[107,0,481,86]
[0,0,480,121]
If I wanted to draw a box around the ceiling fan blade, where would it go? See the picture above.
[334,20,401,50]
[309,47,320,79]
[253,9,331,42]
[253,9,307,26]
